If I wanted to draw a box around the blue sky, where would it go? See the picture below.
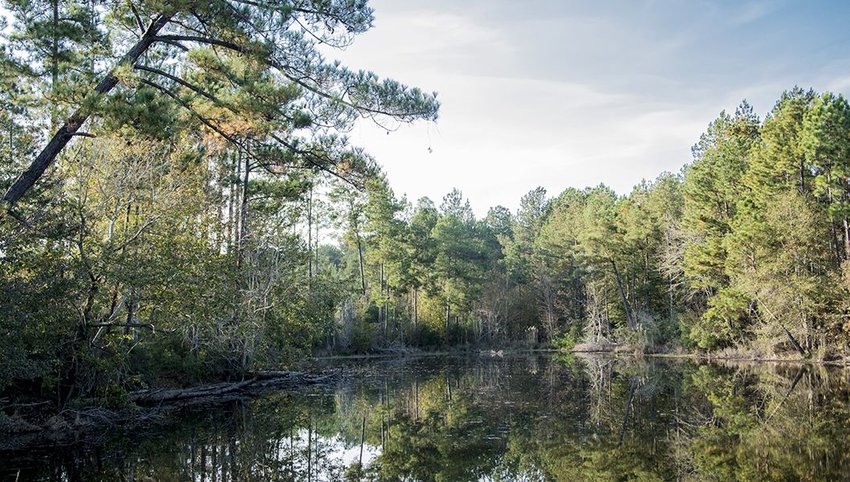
[328,0,850,215]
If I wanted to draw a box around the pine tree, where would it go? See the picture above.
[802,92,850,261]
[682,102,760,349]
[2,0,439,211]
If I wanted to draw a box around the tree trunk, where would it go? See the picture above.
[358,415,366,466]
[232,150,242,251]
[618,376,638,446]
[827,183,843,266]
[843,217,850,261]
[51,0,59,129]
[357,235,366,295]
[125,287,135,336]
[413,289,418,330]
[781,322,807,357]
[315,215,320,275]
[831,222,842,267]
[611,259,635,330]
[306,418,312,482]
[307,185,313,278]
[643,251,650,312]
[668,274,675,322]
[237,149,250,268]
[2,14,173,208]
[382,265,388,343]
[7,117,12,167]
[225,153,235,254]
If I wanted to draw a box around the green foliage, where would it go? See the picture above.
[682,103,760,293]
[552,329,580,351]
[0,0,438,401]
[330,93,849,356]
[680,91,850,352]
[2,1,849,413]
[688,287,751,350]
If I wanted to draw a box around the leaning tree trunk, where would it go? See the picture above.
[610,259,635,330]
[2,14,173,209]
[843,217,850,261]
[356,234,366,294]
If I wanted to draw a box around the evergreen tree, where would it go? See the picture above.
[681,102,760,349]
[2,0,439,210]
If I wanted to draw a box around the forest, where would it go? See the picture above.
[2,0,850,410]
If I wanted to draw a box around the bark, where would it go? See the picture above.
[358,415,366,465]
[780,322,807,357]
[129,379,257,405]
[765,366,805,422]
[668,274,675,322]
[50,0,59,129]
[314,216,320,275]
[413,289,418,330]
[307,185,313,277]
[2,14,173,208]
[643,251,650,312]
[380,262,386,338]
[357,234,366,294]
[618,376,638,446]
[610,259,635,330]
[237,149,250,267]
[234,150,242,250]
[843,217,850,261]
[827,183,843,266]
[831,222,842,267]
[128,371,334,405]
[760,301,807,357]
[225,153,235,253]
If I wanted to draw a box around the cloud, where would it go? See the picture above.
[333,8,516,79]
[324,0,850,215]
[346,71,709,215]
[728,2,778,25]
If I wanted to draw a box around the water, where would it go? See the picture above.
[3,353,850,481]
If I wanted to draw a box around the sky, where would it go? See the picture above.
[325,0,850,216]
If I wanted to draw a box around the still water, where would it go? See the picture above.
[3,353,850,481]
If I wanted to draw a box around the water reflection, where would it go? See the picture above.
[3,354,850,481]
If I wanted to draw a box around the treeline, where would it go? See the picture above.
[1,1,849,407]
[329,90,850,358]
[0,0,438,403]
[327,171,681,350]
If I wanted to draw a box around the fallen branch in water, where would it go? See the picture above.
[128,371,337,406]
[129,378,258,405]
[0,370,338,453]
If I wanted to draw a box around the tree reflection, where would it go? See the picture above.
[4,356,850,481]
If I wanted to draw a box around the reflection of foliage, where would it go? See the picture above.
[683,364,850,481]
[376,398,504,481]
[5,356,850,481]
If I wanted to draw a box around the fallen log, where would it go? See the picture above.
[128,371,338,406]
[252,371,336,387]
[129,379,257,405]
[0,370,339,452]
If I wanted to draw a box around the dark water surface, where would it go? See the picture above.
[2,353,850,481]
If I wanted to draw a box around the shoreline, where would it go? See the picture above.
[3,347,846,449]
[0,370,335,451]
[571,347,850,366]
